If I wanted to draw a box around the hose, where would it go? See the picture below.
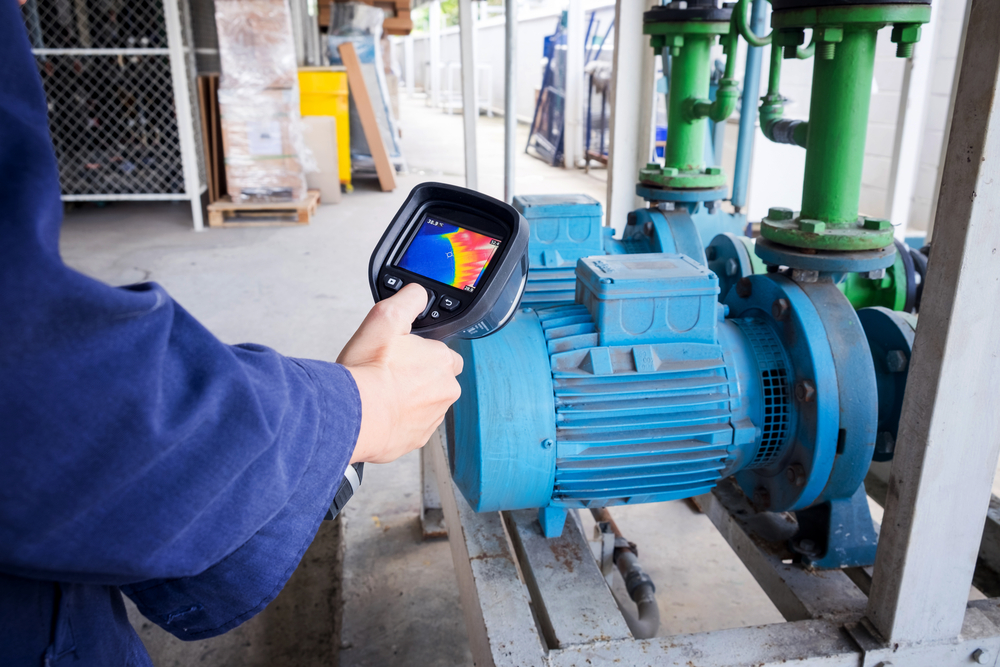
[590,508,661,639]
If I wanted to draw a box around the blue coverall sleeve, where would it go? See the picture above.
[0,0,362,643]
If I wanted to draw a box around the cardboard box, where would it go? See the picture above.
[218,89,308,202]
[215,0,298,89]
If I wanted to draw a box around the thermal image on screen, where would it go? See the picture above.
[397,218,501,292]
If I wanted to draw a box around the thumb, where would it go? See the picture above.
[374,283,430,335]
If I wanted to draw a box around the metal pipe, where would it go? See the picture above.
[590,508,660,639]
[458,0,479,190]
[503,0,517,203]
[731,0,768,211]
[800,26,879,225]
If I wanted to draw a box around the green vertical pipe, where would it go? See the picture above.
[800,26,879,225]
[664,35,713,172]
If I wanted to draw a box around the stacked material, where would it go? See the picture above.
[215,0,309,202]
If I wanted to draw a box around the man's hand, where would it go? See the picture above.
[339,283,464,464]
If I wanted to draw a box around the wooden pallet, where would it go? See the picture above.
[207,190,321,228]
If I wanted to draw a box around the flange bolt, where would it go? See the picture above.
[771,298,791,321]
[876,432,896,458]
[726,258,740,277]
[795,380,816,403]
[973,648,991,664]
[886,350,908,373]
[767,207,794,221]
[541,439,554,449]
[791,269,819,284]
[794,538,819,557]
[706,246,718,261]
[735,277,752,298]
[785,464,806,487]
[752,487,771,510]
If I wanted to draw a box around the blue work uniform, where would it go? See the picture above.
[0,2,362,664]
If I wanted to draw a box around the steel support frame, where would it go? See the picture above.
[433,0,1000,661]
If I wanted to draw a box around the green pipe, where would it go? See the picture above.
[800,26,878,225]
[665,35,713,172]
[759,44,808,147]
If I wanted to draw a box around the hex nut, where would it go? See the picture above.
[768,206,794,221]
[799,219,826,233]
[726,258,740,277]
[863,217,892,231]
[885,349,908,373]
[791,269,819,284]
[865,268,887,280]
[876,431,896,457]
[813,26,844,43]
[891,23,922,44]
[795,380,816,403]
[706,167,722,175]
[706,246,718,261]
[771,298,791,321]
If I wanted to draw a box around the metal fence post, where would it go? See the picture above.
[164,0,205,231]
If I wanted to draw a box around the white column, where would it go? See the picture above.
[866,0,1000,642]
[404,34,415,95]
[504,0,517,202]
[162,0,204,231]
[885,0,938,239]
[429,0,442,108]
[605,0,655,231]
[564,0,585,169]
[458,0,479,190]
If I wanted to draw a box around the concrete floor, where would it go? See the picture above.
[57,93,997,667]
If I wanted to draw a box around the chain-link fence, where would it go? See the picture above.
[21,0,205,206]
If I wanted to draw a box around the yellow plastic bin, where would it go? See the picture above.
[298,67,351,189]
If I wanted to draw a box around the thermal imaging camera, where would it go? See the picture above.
[369,182,529,341]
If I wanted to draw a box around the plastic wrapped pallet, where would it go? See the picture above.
[218,89,309,202]
[215,0,298,90]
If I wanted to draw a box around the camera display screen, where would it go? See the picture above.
[396,217,501,293]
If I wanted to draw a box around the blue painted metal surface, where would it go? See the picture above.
[857,307,916,462]
[514,194,611,308]
[450,256,887,565]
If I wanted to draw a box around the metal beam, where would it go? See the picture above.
[458,0,479,190]
[429,430,547,667]
[504,510,632,648]
[605,0,656,232]
[547,603,1000,667]
[503,0,517,203]
[695,479,868,622]
[866,0,1000,641]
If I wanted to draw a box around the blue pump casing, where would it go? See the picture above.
[450,254,898,567]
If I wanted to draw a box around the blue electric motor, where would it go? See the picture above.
[449,253,912,568]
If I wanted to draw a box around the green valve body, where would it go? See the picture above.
[642,18,735,190]
[759,3,931,254]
